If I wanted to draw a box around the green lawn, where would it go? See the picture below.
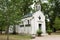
[0,34,31,40]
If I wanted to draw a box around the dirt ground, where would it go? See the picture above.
[32,35,60,40]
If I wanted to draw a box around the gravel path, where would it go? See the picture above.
[32,35,60,40]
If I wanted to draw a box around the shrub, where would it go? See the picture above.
[47,29,52,35]
[37,29,42,36]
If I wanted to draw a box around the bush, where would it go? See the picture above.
[37,29,42,36]
[47,29,52,35]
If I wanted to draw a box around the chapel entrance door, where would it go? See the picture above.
[39,24,41,30]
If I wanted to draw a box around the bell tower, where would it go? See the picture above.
[34,0,41,11]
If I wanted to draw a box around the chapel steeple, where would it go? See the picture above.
[34,0,41,11]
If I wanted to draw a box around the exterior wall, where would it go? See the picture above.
[9,25,32,34]
[15,25,20,33]
[16,17,32,34]
[16,24,32,34]
[9,10,46,35]
[17,26,32,34]
[9,25,13,33]
[31,10,46,35]
[31,18,35,34]
[41,21,46,35]
[31,17,39,35]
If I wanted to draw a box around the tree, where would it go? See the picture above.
[54,17,60,30]
[40,0,60,32]
[11,0,33,34]
[0,0,33,40]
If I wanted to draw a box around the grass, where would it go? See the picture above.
[0,34,31,40]
[51,31,60,35]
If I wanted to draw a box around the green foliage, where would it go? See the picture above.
[0,0,33,33]
[47,28,52,35]
[54,17,60,30]
[37,29,42,36]
[47,29,52,33]
[40,0,60,31]
[47,29,52,35]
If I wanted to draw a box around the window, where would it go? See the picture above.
[35,3,41,11]
[38,16,41,20]
[27,20,29,24]
[21,21,23,24]
[36,6,41,11]
[20,25,24,27]
[25,24,31,27]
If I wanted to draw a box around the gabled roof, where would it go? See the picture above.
[23,10,45,19]
[23,13,33,18]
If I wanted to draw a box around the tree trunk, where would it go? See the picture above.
[0,27,2,34]
[53,27,56,32]
[6,25,9,40]
[13,25,16,34]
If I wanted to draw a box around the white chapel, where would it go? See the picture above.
[9,0,46,36]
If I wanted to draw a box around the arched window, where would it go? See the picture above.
[38,16,41,20]
[27,20,29,24]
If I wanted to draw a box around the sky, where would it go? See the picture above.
[33,0,48,3]
[41,0,48,3]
